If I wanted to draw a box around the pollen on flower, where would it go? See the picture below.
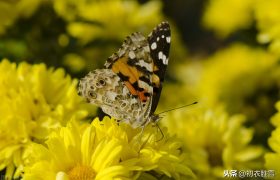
[67,165,96,180]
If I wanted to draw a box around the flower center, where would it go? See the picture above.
[205,144,223,167]
[67,165,96,180]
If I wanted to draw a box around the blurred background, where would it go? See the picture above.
[1,0,255,75]
[1,0,280,179]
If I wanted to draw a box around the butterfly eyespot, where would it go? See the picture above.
[120,102,127,108]
[88,91,97,99]
[99,79,106,85]
[95,78,106,88]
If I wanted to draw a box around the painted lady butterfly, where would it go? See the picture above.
[78,22,170,128]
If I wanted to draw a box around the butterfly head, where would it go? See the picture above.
[149,114,162,124]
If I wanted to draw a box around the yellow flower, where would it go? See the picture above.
[54,0,162,44]
[23,119,139,180]
[54,0,163,73]
[202,0,254,37]
[162,106,264,179]
[203,0,280,51]
[0,59,92,179]
[271,102,280,127]
[197,44,277,108]
[265,127,280,178]
[52,0,189,74]
[23,117,195,180]
[265,101,280,178]
[0,0,43,35]
[255,0,280,55]
[176,44,278,144]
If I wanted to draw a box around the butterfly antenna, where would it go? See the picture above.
[158,101,198,115]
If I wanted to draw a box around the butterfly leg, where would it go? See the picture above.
[155,123,164,142]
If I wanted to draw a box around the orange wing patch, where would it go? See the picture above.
[111,55,150,102]
[124,81,137,96]
[112,56,139,84]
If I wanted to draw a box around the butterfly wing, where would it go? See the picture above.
[104,32,154,118]
[147,22,171,114]
[79,22,170,128]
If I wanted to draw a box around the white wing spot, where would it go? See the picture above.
[161,35,165,38]
[162,54,166,61]
[158,51,168,65]
[163,57,169,65]
[128,51,136,59]
[151,42,157,50]
[138,80,152,92]
[158,51,163,60]
[157,37,160,41]
[162,54,167,64]
[107,92,117,100]
[166,36,171,43]
[119,49,125,56]
[138,59,153,72]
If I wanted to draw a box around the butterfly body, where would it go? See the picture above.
[78,22,170,128]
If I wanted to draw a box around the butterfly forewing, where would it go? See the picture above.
[104,32,154,115]
[147,22,171,115]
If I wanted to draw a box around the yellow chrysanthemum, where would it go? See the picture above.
[23,119,138,180]
[271,102,280,128]
[0,0,44,35]
[54,0,162,44]
[265,101,280,178]
[0,59,92,179]
[197,44,277,110]
[175,44,279,144]
[23,117,195,180]
[255,0,280,55]
[202,0,280,54]
[52,0,188,73]
[162,106,263,179]
[202,0,254,37]
[265,128,280,178]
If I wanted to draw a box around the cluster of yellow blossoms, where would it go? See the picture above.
[200,1,280,177]
[0,59,90,178]
[203,0,280,55]
[0,60,194,179]
[23,117,194,180]
[2,0,280,179]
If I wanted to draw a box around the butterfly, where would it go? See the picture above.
[78,22,171,128]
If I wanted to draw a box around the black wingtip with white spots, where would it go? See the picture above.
[148,22,171,115]
[148,21,171,67]
[149,21,170,37]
